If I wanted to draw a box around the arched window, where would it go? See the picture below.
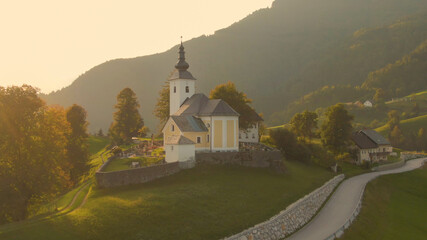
[173,86,176,93]
[171,124,175,132]
[185,86,189,93]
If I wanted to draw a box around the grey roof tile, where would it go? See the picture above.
[171,115,208,132]
[168,69,196,80]
[174,93,239,117]
[165,135,195,145]
[351,129,390,149]
[362,129,390,145]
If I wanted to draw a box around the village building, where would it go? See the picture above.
[351,129,393,164]
[162,42,262,166]
[239,109,263,143]
[363,100,373,108]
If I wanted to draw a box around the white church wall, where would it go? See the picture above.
[165,144,195,163]
[169,79,195,115]
[165,144,179,163]
[178,144,195,162]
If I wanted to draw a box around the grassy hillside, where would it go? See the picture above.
[87,136,110,155]
[341,166,427,240]
[0,161,335,240]
[40,0,427,131]
[376,114,427,136]
[24,136,111,220]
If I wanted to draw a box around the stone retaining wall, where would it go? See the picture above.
[96,160,180,188]
[401,152,426,161]
[223,174,345,240]
[196,150,284,172]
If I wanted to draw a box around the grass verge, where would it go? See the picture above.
[340,166,427,240]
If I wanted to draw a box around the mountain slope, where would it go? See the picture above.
[268,13,427,125]
[41,0,427,131]
[363,39,427,98]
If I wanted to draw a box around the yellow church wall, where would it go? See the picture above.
[214,120,223,148]
[163,119,182,138]
[227,120,235,148]
[182,132,209,148]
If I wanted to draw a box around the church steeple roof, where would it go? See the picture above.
[169,39,196,81]
[175,41,190,71]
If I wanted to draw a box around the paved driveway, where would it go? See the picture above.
[286,158,426,240]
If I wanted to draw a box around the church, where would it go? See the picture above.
[162,42,262,166]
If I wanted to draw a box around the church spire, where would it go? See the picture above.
[175,37,190,71]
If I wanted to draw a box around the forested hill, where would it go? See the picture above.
[41,0,427,131]
[363,39,427,98]
[269,13,427,125]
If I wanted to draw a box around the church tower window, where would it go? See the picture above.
[174,86,176,93]
[185,86,189,93]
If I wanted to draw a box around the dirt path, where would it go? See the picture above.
[60,181,92,213]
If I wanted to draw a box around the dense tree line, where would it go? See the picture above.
[270,104,354,166]
[0,85,89,223]
[363,39,427,99]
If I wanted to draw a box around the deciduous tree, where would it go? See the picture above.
[320,104,354,153]
[154,83,170,125]
[290,110,318,141]
[387,110,400,131]
[389,125,404,147]
[270,128,310,162]
[0,86,72,223]
[209,81,256,130]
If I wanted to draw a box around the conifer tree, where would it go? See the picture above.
[66,104,90,183]
[109,88,144,144]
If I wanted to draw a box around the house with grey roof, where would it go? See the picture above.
[351,129,393,164]
[162,42,262,166]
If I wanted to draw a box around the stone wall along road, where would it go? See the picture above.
[223,174,345,240]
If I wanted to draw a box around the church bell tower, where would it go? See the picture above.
[169,41,196,115]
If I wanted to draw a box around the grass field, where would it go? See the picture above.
[0,160,335,240]
[375,114,427,136]
[102,156,163,172]
[88,136,110,155]
[341,166,427,240]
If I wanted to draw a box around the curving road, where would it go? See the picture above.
[286,157,427,240]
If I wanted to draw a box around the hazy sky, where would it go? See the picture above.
[0,0,273,93]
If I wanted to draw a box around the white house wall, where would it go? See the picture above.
[239,123,259,143]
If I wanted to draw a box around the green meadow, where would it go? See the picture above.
[0,160,334,240]
[341,166,427,240]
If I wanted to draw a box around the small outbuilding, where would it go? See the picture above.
[363,100,373,108]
